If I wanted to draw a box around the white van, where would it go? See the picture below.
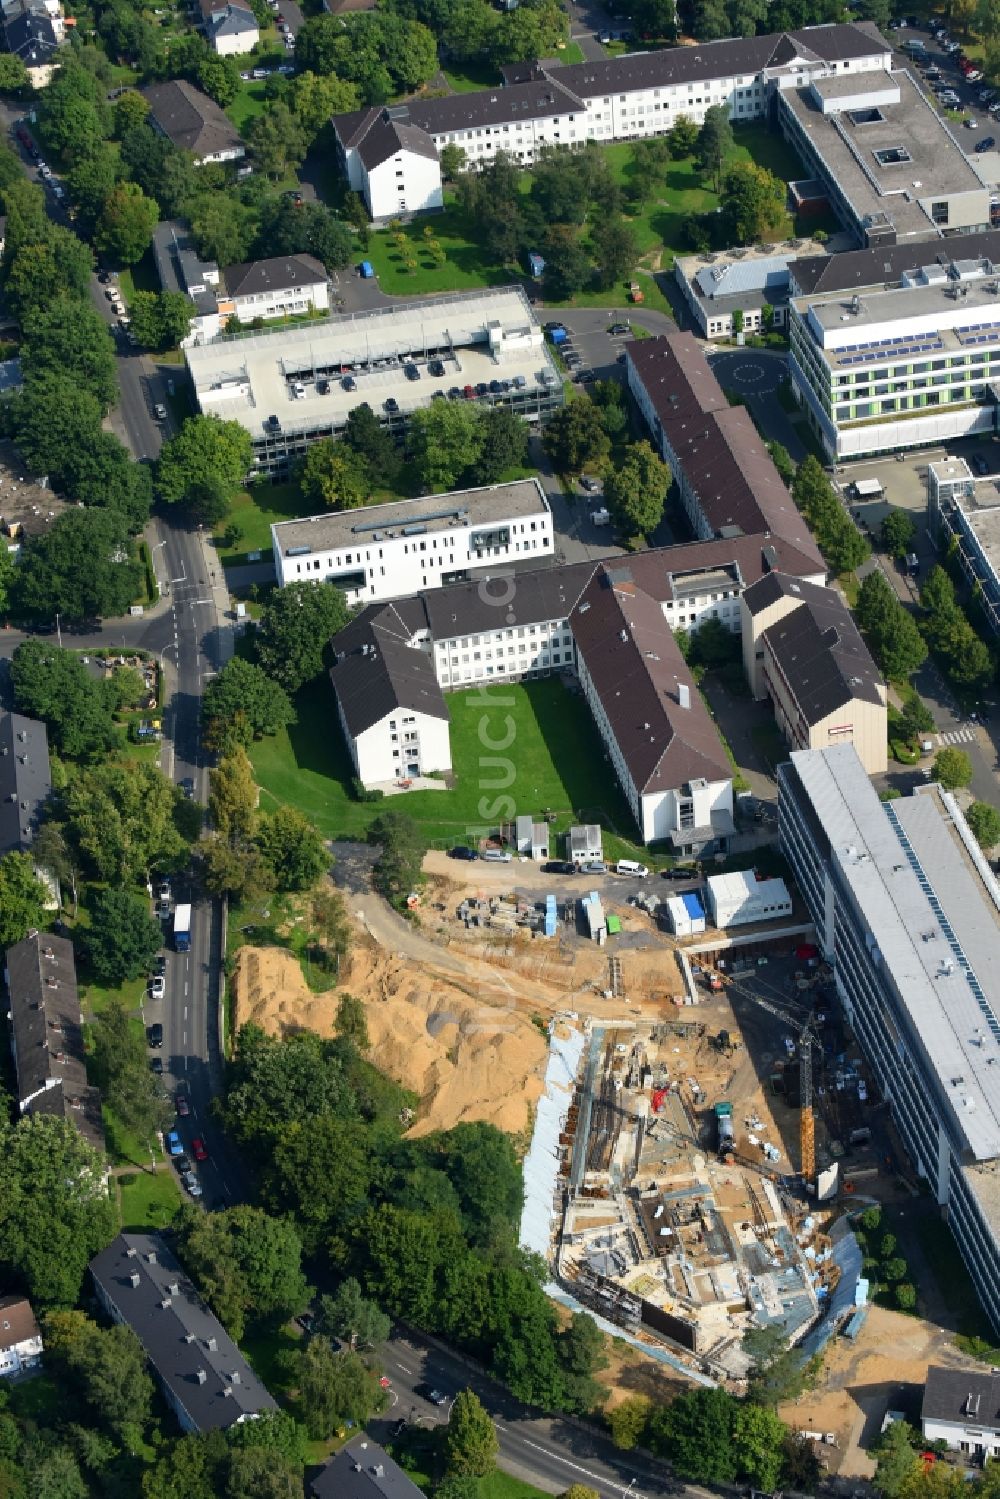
[616,859,649,877]
[482,849,512,863]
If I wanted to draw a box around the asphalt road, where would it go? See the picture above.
[380,1329,689,1499]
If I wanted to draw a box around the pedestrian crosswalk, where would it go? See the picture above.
[937,726,978,746]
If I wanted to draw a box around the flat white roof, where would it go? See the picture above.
[185,286,560,440]
[789,745,1000,1162]
[706,870,791,904]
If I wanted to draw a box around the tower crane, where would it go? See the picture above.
[716,972,823,1184]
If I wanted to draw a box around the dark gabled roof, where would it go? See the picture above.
[0,1296,40,1354]
[334,74,587,145]
[422,559,597,640]
[357,115,440,170]
[141,81,243,159]
[922,1365,1000,1429]
[224,254,327,299]
[0,711,50,856]
[3,931,104,1153]
[330,602,448,738]
[89,1233,277,1433]
[627,334,824,568]
[311,1436,425,1499]
[4,6,61,61]
[570,566,732,796]
[791,230,1000,297]
[755,574,884,723]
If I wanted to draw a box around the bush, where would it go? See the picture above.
[352,777,384,803]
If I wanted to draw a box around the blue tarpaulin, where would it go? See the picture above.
[682,892,705,919]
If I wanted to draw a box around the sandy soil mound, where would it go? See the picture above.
[230,941,548,1137]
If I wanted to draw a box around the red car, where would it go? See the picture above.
[191,1137,208,1161]
[175,1092,190,1117]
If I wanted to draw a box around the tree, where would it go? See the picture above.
[590,217,640,289]
[14,507,142,624]
[471,406,528,486]
[10,641,116,760]
[36,70,108,165]
[0,54,28,93]
[0,852,47,948]
[289,71,360,139]
[668,113,699,158]
[246,103,307,178]
[208,748,259,846]
[965,801,1000,850]
[873,1420,920,1498]
[191,193,256,268]
[300,440,372,512]
[899,692,935,743]
[766,438,796,486]
[646,1386,737,1483]
[369,809,425,908]
[176,1206,310,1342]
[720,160,786,244]
[542,224,591,301]
[543,400,610,474]
[33,822,80,916]
[342,403,400,488]
[880,509,917,560]
[604,440,670,541]
[607,1395,652,1449]
[558,1312,607,1412]
[409,401,485,492]
[559,1489,600,1499]
[0,543,14,619]
[445,1391,499,1478]
[223,1025,355,1149]
[255,582,349,693]
[732,1403,786,1491]
[202,657,294,744]
[285,1339,385,1440]
[197,53,240,107]
[91,1002,171,1148]
[316,1278,389,1350]
[62,762,189,884]
[695,104,734,190]
[932,746,973,792]
[156,416,253,524]
[256,806,329,892]
[224,1447,300,1499]
[86,888,163,987]
[743,1323,808,1407]
[47,1312,154,1447]
[95,181,159,265]
[21,299,118,413]
[113,89,149,138]
[11,375,148,524]
[0,1114,115,1306]
[440,142,467,180]
[129,290,196,352]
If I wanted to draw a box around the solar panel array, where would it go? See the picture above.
[835,332,943,367]
[955,321,1000,346]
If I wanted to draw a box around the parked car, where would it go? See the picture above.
[175,1092,190,1117]
[154,953,166,977]
[384,397,399,413]
[150,975,166,1001]
[181,1170,203,1198]
[416,1384,448,1406]
[150,1056,163,1075]
[608,321,630,334]
[154,403,167,421]
[342,375,357,391]
[191,1137,208,1161]
[147,1023,163,1048]
[543,860,577,875]
[977,135,997,151]
[428,359,445,376]
[166,1130,184,1156]
[581,860,607,874]
[449,846,479,860]
[179,777,195,799]
[404,363,420,381]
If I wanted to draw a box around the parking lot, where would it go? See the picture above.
[893,22,1000,179]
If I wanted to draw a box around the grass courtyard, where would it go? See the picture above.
[212,480,313,566]
[362,122,805,307]
[250,675,639,849]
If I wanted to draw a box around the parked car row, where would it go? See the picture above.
[449,847,653,877]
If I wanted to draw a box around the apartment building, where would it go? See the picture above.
[3,932,105,1152]
[779,744,1000,1336]
[186,287,563,476]
[219,255,329,325]
[272,480,553,603]
[626,333,825,570]
[742,572,886,773]
[789,242,1000,458]
[928,457,1000,638]
[142,81,245,165]
[151,221,221,347]
[335,107,444,219]
[199,0,258,54]
[0,710,50,859]
[90,1233,277,1433]
[776,65,991,249]
[332,23,890,219]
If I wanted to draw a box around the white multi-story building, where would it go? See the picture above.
[790,249,1000,459]
[336,107,444,219]
[779,744,1000,1337]
[271,479,554,603]
[219,255,329,325]
[332,23,891,217]
[928,457,1000,639]
[199,0,258,54]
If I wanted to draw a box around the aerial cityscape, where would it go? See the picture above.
[1,0,1000,1494]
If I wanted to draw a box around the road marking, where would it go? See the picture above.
[183,1006,188,1019]
[183,1030,188,1045]
[937,727,977,745]
[496,1426,647,1497]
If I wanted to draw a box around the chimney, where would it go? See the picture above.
[129,1272,140,1288]
[678,683,691,710]
[160,1298,172,1310]
[146,1251,157,1265]
[207,1336,217,1352]
[196,1369,207,1385]
[168,1282,180,1296]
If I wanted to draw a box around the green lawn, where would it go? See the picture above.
[481,1474,552,1499]
[118,249,160,301]
[213,480,314,565]
[443,61,504,93]
[364,195,517,298]
[118,1166,182,1231]
[250,676,638,847]
[227,79,270,131]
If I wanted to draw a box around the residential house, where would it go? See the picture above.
[199,0,258,55]
[0,1296,42,1378]
[89,1233,278,1433]
[151,220,221,347]
[921,1365,1000,1458]
[0,710,50,859]
[311,1436,425,1499]
[142,81,245,165]
[3,0,66,86]
[4,932,105,1152]
[219,254,329,325]
[334,106,443,220]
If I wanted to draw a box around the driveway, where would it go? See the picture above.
[706,347,805,459]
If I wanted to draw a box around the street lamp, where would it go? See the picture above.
[55,613,61,648]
